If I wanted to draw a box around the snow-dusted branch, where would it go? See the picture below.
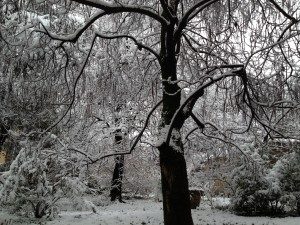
[164,67,246,146]
[190,112,204,130]
[81,99,163,164]
[268,0,298,22]
[95,32,161,63]
[251,99,300,109]
[201,128,251,160]
[42,34,98,134]
[245,30,300,67]
[71,0,168,25]
[37,11,106,43]
[186,0,219,22]
[67,147,96,162]
[184,122,251,160]
[175,0,219,41]
[182,33,229,64]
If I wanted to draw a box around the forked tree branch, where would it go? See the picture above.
[159,0,175,21]
[165,67,246,145]
[175,0,219,41]
[190,112,204,130]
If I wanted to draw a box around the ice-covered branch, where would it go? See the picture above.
[201,129,251,160]
[37,11,106,43]
[164,67,246,146]
[190,112,204,130]
[184,122,252,160]
[95,32,161,63]
[80,99,163,164]
[42,34,98,134]
[245,30,300,67]
[71,0,168,25]
[268,0,298,22]
[175,0,219,41]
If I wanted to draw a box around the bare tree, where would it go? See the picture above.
[1,0,300,225]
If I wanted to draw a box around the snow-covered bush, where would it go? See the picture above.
[230,148,300,216]
[0,135,89,218]
[0,147,61,218]
[230,159,271,216]
[266,148,300,215]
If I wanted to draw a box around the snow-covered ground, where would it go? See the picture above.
[0,199,299,225]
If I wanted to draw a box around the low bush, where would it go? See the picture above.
[230,149,300,216]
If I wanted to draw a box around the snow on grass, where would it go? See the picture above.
[194,204,300,225]
[0,199,299,225]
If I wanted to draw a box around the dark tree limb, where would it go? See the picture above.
[268,0,298,22]
[42,34,98,135]
[190,112,204,130]
[37,11,107,43]
[165,67,246,146]
[175,0,219,41]
[71,0,169,26]
[95,32,162,64]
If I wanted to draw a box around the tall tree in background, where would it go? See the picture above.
[1,1,300,225]
[110,105,125,202]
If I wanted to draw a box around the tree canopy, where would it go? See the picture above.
[1,1,300,224]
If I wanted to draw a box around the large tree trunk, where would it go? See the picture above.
[158,23,194,223]
[159,142,193,225]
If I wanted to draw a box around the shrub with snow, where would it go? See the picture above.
[230,159,271,216]
[230,148,300,216]
[0,147,61,218]
[266,148,300,215]
[0,136,90,218]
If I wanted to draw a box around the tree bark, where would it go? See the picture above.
[110,129,125,202]
[110,155,124,202]
[0,123,9,171]
[158,17,194,222]
[159,142,193,225]
[0,123,8,147]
